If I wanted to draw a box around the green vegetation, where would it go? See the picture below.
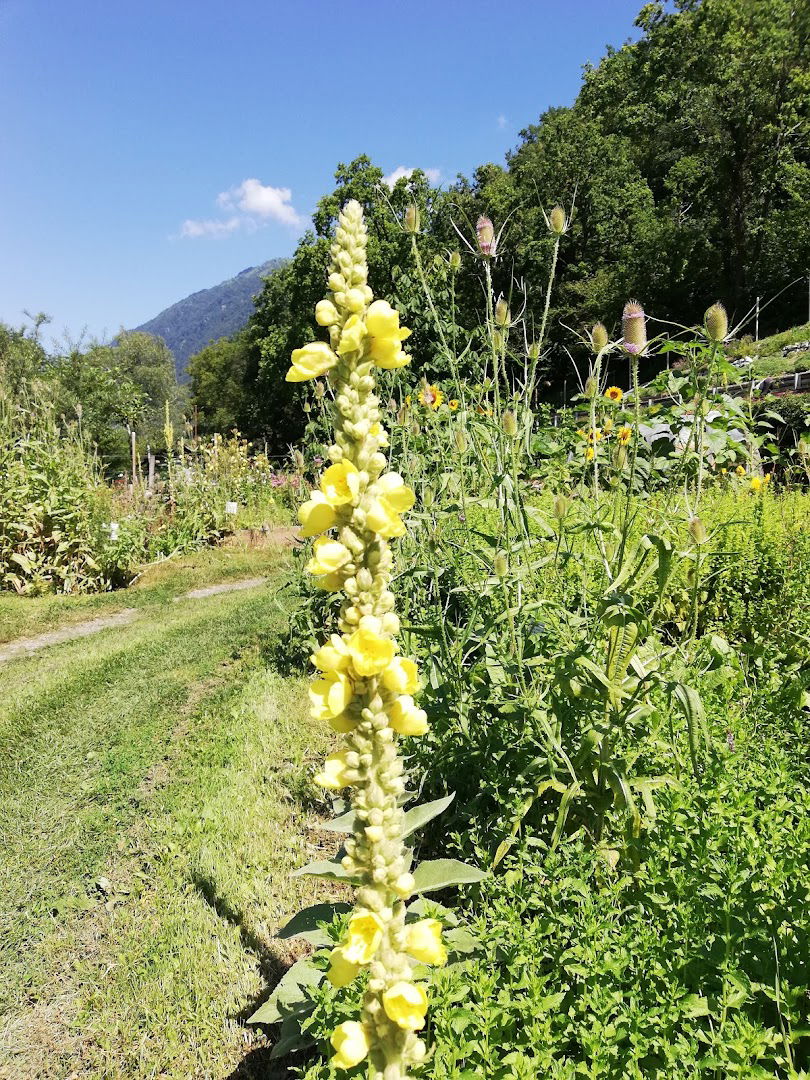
[0,547,331,1079]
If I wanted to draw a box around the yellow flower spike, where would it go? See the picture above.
[388,695,429,736]
[750,476,763,493]
[320,460,360,506]
[313,749,355,790]
[330,1021,370,1069]
[309,672,353,720]
[605,386,623,403]
[347,626,397,677]
[337,314,366,356]
[405,919,447,966]
[343,911,385,964]
[327,947,363,988]
[382,656,420,694]
[298,491,338,538]
[305,537,352,576]
[735,464,746,478]
[286,341,339,382]
[382,982,428,1030]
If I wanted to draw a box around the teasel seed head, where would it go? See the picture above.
[704,302,728,343]
[548,205,568,236]
[689,516,708,545]
[493,551,508,578]
[495,297,511,327]
[404,205,421,234]
[590,322,609,353]
[502,410,519,437]
[448,250,462,271]
[622,301,647,355]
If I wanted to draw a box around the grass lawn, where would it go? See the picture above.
[0,543,335,1079]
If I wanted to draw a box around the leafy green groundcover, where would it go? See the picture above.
[291,694,809,1079]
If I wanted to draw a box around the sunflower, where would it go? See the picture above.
[617,425,632,445]
[587,428,603,443]
[584,446,595,461]
[605,386,623,403]
[419,384,444,410]
[448,399,459,411]
[476,404,493,416]
[404,395,412,406]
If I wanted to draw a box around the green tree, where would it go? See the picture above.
[187,333,250,435]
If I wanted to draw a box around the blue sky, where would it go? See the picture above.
[0,0,644,347]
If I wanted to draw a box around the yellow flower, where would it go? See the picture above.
[309,672,353,720]
[376,473,416,513]
[313,572,344,591]
[382,657,420,694]
[763,473,771,485]
[366,497,407,538]
[382,982,428,1030]
[750,476,763,493]
[576,428,588,439]
[584,446,595,462]
[313,749,355,790]
[735,465,746,478]
[366,300,411,369]
[618,425,632,446]
[448,399,459,411]
[420,384,443,409]
[476,404,492,416]
[405,394,412,406]
[605,386,623,403]
[370,421,389,447]
[310,633,351,674]
[347,622,397,677]
[315,299,339,327]
[587,428,603,443]
[389,695,429,736]
[342,911,385,964]
[286,341,338,382]
[603,418,614,436]
[330,1021,370,1069]
[298,491,337,538]
[327,948,362,988]
[337,314,366,356]
[305,537,352,577]
[405,919,447,966]
[320,460,360,506]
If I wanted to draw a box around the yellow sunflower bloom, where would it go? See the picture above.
[605,386,623,403]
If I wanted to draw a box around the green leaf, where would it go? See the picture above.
[277,902,351,942]
[402,793,456,838]
[248,956,324,1025]
[411,859,486,894]
[289,859,356,881]
[268,1012,316,1059]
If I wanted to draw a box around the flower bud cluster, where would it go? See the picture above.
[289,201,444,1078]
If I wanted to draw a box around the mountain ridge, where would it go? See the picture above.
[132,257,286,379]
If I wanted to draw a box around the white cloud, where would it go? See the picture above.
[179,216,242,239]
[382,165,442,190]
[497,114,508,129]
[179,178,303,239]
[217,178,302,226]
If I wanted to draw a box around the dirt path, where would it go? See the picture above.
[0,577,270,665]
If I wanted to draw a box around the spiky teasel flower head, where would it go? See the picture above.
[622,301,647,355]
[404,205,421,235]
[476,215,496,257]
[544,204,570,236]
[704,302,728,343]
[290,200,446,1077]
[590,322,609,353]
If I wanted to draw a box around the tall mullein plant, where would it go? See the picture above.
[287,200,449,1078]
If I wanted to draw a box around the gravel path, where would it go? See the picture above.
[0,577,269,664]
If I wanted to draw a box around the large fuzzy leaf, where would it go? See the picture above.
[411,859,486,894]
